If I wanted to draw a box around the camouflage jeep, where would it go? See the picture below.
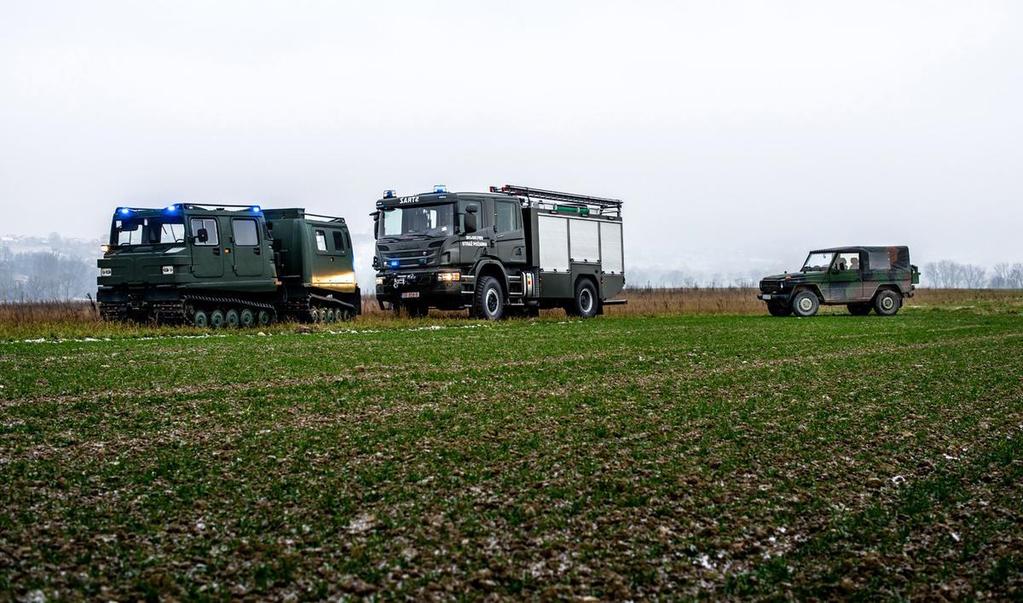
[758,246,920,317]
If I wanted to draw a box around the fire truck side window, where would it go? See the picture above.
[495,201,521,233]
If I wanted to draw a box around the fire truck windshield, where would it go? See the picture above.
[380,203,455,238]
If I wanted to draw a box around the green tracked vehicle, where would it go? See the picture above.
[97,204,360,326]
[758,246,920,317]
[371,184,626,319]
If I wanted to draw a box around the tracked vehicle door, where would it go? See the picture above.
[230,217,265,277]
[189,217,224,278]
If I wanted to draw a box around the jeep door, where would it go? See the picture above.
[827,251,865,301]
[189,216,224,278]
[229,217,265,277]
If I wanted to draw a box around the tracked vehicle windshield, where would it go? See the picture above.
[113,216,186,246]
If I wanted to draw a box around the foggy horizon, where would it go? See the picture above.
[2,1,1021,279]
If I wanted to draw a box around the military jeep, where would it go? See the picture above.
[758,246,920,317]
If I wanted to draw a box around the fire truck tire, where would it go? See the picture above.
[568,279,600,318]
[473,276,505,321]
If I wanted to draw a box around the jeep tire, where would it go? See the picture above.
[873,289,902,316]
[791,290,820,317]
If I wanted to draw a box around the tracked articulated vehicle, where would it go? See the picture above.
[97,204,360,326]
[372,185,626,319]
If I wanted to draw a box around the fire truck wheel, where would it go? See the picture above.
[474,276,505,320]
[569,279,600,318]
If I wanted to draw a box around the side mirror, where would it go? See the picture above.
[196,228,208,243]
[464,212,478,234]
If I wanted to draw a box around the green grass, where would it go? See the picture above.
[1,310,1021,599]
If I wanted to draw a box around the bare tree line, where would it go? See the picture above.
[0,247,96,302]
[925,260,1023,289]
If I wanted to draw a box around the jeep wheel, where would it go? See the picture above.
[847,303,872,316]
[874,289,902,316]
[473,276,505,320]
[791,290,820,317]
[767,300,792,317]
[566,279,600,318]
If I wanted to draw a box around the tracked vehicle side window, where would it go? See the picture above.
[232,218,259,246]
[315,230,328,252]
[190,218,219,246]
[332,231,346,252]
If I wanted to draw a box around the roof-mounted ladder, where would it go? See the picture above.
[490,184,623,217]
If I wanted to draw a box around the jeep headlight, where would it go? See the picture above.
[100,268,112,277]
[438,272,461,282]
[161,266,174,275]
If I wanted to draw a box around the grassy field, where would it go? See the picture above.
[1,305,1022,599]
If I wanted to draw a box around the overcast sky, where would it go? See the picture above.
[1,0,1020,278]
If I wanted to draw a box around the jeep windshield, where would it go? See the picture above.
[112,216,186,247]
[801,252,834,272]
[379,203,455,239]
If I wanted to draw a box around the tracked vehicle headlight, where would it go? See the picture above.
[376,276,385,286]
[161,266,174,275]
[100,268,112,277]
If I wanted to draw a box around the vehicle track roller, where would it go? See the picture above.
[193,310,209,328]
[240,308,255,327]
[209,309,225,328]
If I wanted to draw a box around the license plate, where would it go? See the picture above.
[401,291,420,299]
